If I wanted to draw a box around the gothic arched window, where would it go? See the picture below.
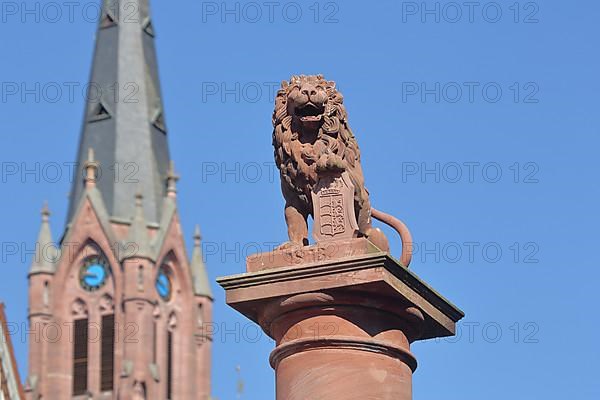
[99,294,115,392]
[71,299,89,396]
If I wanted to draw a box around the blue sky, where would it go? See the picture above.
[1,0,599,399]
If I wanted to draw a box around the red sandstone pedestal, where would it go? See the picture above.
[218,239,464,400]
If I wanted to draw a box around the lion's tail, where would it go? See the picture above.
[371,208,413,267]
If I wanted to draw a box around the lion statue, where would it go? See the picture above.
[272,75,413,266]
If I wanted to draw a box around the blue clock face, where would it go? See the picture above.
[156,268,172,301]
[80,257,108,291]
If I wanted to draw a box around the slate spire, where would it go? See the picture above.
[68,0,170,224]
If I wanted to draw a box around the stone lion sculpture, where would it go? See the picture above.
[272,75,413,266]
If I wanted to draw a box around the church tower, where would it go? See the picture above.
[25,1,213,399]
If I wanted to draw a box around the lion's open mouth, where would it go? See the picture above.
[295,103,324,122]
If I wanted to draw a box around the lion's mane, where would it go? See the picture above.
[272,75,364,206]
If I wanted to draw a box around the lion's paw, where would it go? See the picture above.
[276,241,305,251]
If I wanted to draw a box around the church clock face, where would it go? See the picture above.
[80,257,108,291]
[156,267,172,301]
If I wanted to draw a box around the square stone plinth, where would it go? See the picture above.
[218,239,464,340]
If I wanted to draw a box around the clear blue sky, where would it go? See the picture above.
[1,0,598,398]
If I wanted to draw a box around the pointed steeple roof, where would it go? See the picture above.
[191,226,212,298]
[30,203,56,274]
[68,0,170,225]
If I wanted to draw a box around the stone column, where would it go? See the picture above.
[218,238,464,400]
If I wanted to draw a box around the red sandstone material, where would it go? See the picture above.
[219,238,464,400]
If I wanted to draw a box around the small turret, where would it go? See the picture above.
[29,203,56,275]
[166,161,179,199]
[191,225,212,299]
[84,147,99,189]
[27,203,56,397]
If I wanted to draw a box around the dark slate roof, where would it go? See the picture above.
[67,0,170,224]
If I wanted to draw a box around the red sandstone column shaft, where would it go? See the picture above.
[264,294,419,400]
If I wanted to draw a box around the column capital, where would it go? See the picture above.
[218,238,464,400]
